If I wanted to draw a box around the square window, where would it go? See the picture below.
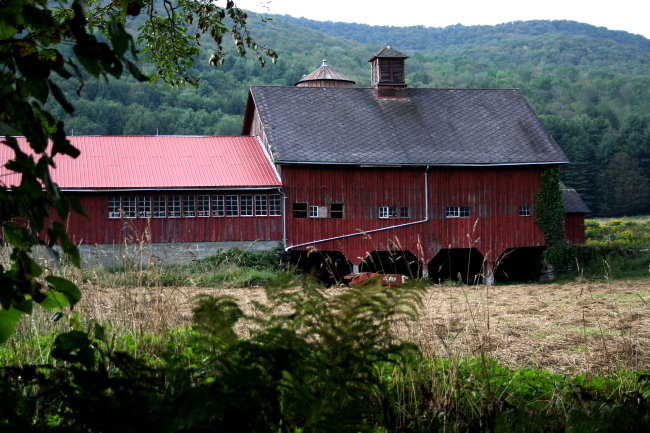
[309,205,319,218]
[122,196,136,218]
[182,196,195,217]
[168,196,181,217]
[197,195,210,217]
[108,196,121,219]
[138,196,151,218]
[293,202,308,218]
[240,195,253,216]
[153,197,166,218]
[269,195,282,216]
[211,195,225,217]
[255,195,268,216]
[400,206,410,218]
[518,205,531,217]
[226,195,239,216]
[445,206,470,218]
[379,206,397,218]
[330,203,344,219]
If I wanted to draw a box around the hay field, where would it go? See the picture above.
[78,280,650,375]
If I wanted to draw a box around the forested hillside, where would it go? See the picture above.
[22,15,650,216]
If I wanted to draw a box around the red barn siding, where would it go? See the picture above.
[565,214,586,244]
[62,192,282,245]
[282,165,548,265]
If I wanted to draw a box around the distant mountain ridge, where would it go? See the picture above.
[272,15,650,55]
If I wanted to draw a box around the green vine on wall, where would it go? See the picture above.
[535,167,565,246]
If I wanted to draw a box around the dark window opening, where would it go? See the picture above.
[330,203,344,219]
[293,202,308,218]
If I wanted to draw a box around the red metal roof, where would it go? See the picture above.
[0,136,281,190]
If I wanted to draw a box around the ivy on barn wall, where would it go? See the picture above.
[535,167,565,246]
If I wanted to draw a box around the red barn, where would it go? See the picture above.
[1,47,588,280]
[242,46,588,283]
[0,136,283,264]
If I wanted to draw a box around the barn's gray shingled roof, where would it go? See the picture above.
[562,188,590,213]
[248,87,569,166]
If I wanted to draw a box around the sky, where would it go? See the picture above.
[234,0,650,39]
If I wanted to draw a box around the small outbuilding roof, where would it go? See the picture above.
[562,188,590,213]
[245,86,569,166]
[0,136,281,190]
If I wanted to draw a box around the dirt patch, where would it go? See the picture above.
[77,280,650,374]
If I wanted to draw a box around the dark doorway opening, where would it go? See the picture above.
[494,247,545,283]
[428,248,484,284]
[359,250,422,278]
[288,250,352,286]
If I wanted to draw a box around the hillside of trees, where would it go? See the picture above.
[16,14,650,217]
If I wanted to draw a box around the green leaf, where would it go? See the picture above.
[0,308,22,344]
[40,290,69,310]
[48,80,74,113]
[45,275,81,305]
[108,18,129,56]
[51,330,96,368]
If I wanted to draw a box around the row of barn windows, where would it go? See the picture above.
[108,194,282,219]
[291,204,532,219]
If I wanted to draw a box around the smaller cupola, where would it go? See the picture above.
[295,59,355,87]
[369,46,409,96]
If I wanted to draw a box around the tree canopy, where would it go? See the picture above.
[0,0,276,342]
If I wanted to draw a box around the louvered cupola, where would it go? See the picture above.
[295,59,355,87]
[369,46,409,97]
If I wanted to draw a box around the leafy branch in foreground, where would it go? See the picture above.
[0,0,276,342]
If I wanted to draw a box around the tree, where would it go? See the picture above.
[0,0,276,342]
[601,152,650,216]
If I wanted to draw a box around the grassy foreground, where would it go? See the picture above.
[2,272,649,432]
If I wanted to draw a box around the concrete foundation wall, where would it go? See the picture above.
[21,241,280,267]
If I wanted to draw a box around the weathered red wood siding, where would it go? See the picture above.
[281,165,549,264]
[62,192,282,244]
[565,214,586,244]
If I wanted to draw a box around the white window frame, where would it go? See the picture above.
[379,206,397,219]
[153,196,166,218]
[518,205,531,217]
[240,195,254,216]
[211,195,225,217]
[269,195,281,216]
[197,195,210,217]
[108,196,121,219]
[182,196,195,217]
[122,196,137,218]
[138,196,151,218]
[445,206,470,218]
[226,195,239,216]
[168,196,181,218]
[255,195,268,216]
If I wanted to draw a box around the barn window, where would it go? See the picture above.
[330,203,344,219]
[153,197,166,218]
[379,206,397,218]
[226,195,239,216]
[182,196,195,217]
[241,195,254,216]
[168,196,181,217]
[269,195,282,216]
[400,206,410,218]
[293,202,308,218]
[255,195,268,216]
[518,205,531,217]
[445,206,470,218]
[108,196,121,219]
[138,196,151,218]
[309,205,318,218]
[197,195,210,217]
[211,195,225,217]
[122,196,137,218]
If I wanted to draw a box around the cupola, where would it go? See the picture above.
[369,46,409,96]
[295,59,355,87]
